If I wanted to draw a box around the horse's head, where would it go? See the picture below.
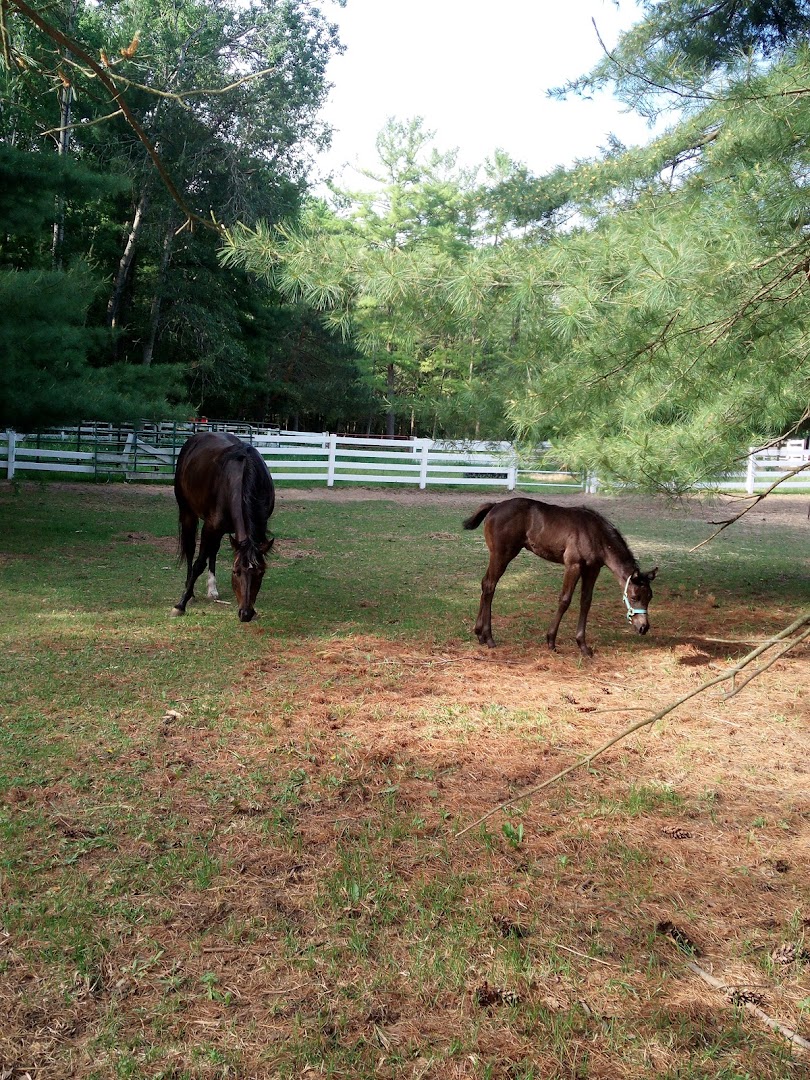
[624,567,658,635]
[231,537,273,622]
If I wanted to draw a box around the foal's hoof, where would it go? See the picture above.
[170,606,185,618]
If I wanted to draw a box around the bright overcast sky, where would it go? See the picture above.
[313,0,656,185]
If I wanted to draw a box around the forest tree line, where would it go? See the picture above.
[2,0,810,491]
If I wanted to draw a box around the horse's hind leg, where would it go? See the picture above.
[172,510,199,616]
[546,563,582,652]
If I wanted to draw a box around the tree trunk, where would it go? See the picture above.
[141,217,175,365]
[107,188,149,330]
[51,0,79,267]
[386,342,396,437]
[51,80,72,266]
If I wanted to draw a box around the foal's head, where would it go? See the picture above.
[231,537,273,622]
[624,567,658,635]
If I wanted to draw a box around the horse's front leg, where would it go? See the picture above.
[172,526,217,616]
[204,531,224,600]
[546,563,582,652]
[574,565,600,658]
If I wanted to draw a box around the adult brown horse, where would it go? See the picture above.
[464,498,657,657]
[172,432,275,622]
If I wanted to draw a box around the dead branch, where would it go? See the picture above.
[7,0,220,234]
[690,460,810,551]
[101,65,279,105]
[685,960,810,1052]
[453,612,810,840]
[723,625,810,698]
[40,107,124,137]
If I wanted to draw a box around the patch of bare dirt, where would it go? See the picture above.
[2,485,809,1078]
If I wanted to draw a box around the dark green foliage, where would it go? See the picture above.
[0,145,126,262]
[0,144,181,426]
[0,266,184,428]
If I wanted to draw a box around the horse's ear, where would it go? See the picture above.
[646,567,658,581]
[260,537,274,554]
[229,535,239,551]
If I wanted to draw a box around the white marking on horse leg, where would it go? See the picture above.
[207,571,219,600]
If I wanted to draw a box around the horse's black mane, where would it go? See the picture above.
[224,444,272,556]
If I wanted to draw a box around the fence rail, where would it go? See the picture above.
[2,425,808,493]
[0,423,583,491]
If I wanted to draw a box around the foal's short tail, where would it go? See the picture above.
[463,503,496,531]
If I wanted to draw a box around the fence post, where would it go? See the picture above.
[506,465,517,491]
[418,439,430,489]
[326,433,337,487]
[6,429,15,480]
[746,452,756,495]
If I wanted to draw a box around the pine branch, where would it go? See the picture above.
[591,17,717,104]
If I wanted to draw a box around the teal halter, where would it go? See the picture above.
[623,575,648,621]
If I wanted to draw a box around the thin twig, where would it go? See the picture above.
[690,461,810,552]
[553,943,614,967]
[453,613,810,839]
[589,706,652,714]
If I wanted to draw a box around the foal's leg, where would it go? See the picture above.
[574,564,600,658]
[474,548,519,648]
[546,562,582,652]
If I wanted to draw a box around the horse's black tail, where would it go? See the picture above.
[463,503,496,531]
[176,502,198,565]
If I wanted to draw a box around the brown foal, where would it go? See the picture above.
[464,498,657,657]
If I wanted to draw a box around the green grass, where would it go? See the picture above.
[1,482,808,1078]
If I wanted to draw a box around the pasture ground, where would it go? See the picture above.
[0,483,809,1079]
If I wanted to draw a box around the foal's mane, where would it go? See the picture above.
[577,505,638,569]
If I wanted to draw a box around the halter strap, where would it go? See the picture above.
[623,574,648,621]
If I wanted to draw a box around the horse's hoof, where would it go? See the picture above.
[170,606,185,617]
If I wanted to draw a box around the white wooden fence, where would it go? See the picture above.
[2,424,808,493]
[0,423,583,491]
[731,441,810,494]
